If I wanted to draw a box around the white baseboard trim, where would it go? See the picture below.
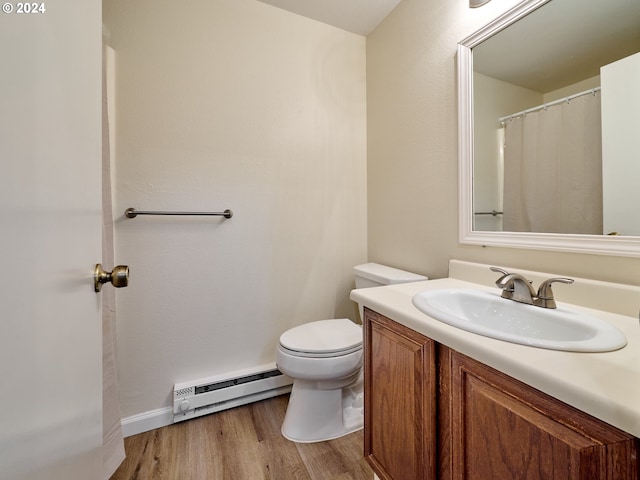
[121,406,174,438]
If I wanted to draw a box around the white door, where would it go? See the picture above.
[0,1,104,479]
[601,52,640,236]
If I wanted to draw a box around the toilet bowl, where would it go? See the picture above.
[276,263,428,443]
[276,318,364,443]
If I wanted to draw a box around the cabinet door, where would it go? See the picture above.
[441,348,639,480]
[364,309,436,480]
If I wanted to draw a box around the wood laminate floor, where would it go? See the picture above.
[110,394,373,480]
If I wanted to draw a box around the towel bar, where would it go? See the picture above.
[125,208,233,219]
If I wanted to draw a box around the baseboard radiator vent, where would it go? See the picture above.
[173,363,292,423]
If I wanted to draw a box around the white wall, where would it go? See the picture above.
[103,0,367,419]
[367,0,640,285]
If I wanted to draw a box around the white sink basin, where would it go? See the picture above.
[412,289,627,352]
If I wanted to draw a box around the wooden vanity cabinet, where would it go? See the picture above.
[363,308,639,480]
[364,308,437,480]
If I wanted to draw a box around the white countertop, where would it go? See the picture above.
[350,260,640,437]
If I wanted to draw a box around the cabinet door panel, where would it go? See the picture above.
[463,374,596,479]
[364,309,436,480]
[444,349,639,480]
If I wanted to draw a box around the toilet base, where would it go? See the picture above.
[281,372,364,443]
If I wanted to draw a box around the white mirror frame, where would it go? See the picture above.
[458,0,640,257]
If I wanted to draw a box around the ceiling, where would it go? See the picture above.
[257,0,403,36]
[473,0,640,93]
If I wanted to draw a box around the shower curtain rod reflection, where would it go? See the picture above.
[499,87,601,123]
[125,207,233,219]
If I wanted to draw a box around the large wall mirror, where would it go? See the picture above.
[458,0,640,256]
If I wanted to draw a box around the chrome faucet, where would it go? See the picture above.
[490,267,573,309]
[491,267,537,304]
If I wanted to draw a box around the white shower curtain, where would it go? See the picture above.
[502,92,603,234]
[102,44,125,480]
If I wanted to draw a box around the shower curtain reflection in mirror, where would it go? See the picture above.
[502,92,602,234]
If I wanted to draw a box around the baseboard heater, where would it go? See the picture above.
[173,363,292,423]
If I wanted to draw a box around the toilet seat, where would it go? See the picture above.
[279,319,362,358]
[278,343,362,358]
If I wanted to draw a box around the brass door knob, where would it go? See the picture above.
[95,264,129,292]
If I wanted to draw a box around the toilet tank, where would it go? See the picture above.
[353,263,428,289]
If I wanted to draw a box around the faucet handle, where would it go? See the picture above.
[536,277,574,308]
[490,267,514,293]
[490,266,510,277]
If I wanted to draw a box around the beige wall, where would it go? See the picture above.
[544,75,600,103]
[103,0,367,418]
[473,72,542,231]
[105,0,640,422]
[367,0,640,286]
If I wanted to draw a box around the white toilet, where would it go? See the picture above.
[276,263,428,443]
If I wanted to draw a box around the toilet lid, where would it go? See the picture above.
[279,319,362,355]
